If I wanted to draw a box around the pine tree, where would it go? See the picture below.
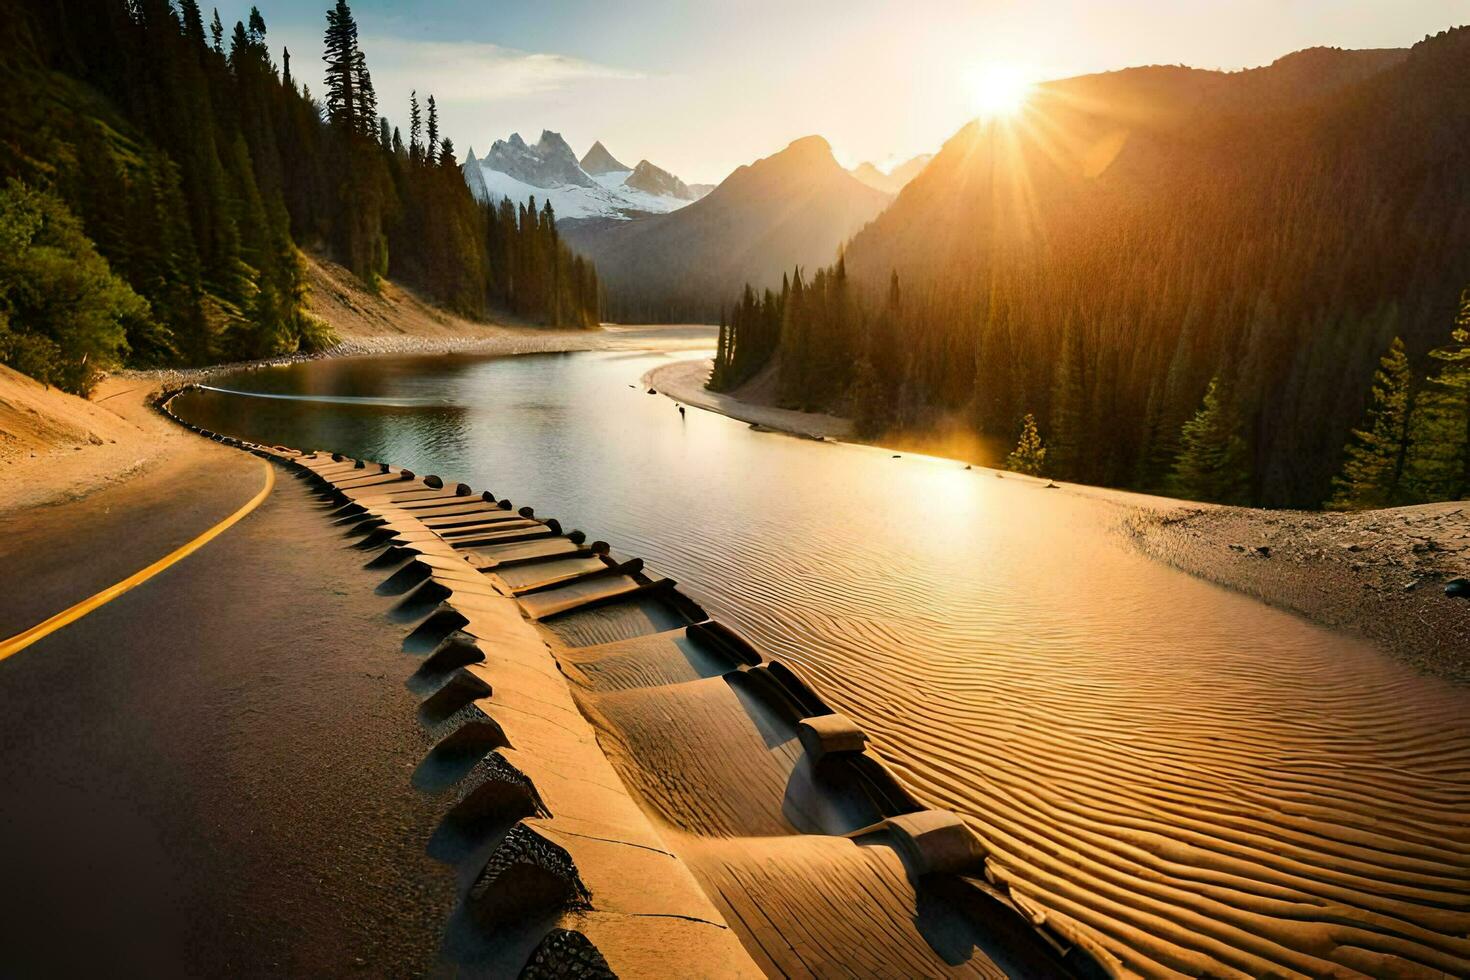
[1326,337,1413,509]
[711,306,729,389]
[426,94,438,161]
[180,0,205,46]
[438,137,455,168]
[322,0,359,130]
[246,7,266,48]
[282,46,291,88]
[1167,377,1251,503]
[353,48,376,135]
[409,91,422,161]
[1402,290,1470,502]
[210,8,224,53]
[1006,413,1047,475]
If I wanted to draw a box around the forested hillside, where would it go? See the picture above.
[0,0,598,394]
[713,33,1470,507]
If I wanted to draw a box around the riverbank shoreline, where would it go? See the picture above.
[643,358,853,440]
[648,355,1470,680]
[8,338,1467,678]
[1128,503,1470,683]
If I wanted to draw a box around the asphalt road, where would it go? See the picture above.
[0,447,457,976]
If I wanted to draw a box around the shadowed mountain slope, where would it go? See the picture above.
[561,136,891,321]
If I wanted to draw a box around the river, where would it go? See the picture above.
[173,335,1470,978]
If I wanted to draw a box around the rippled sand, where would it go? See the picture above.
[177,348,1470,977]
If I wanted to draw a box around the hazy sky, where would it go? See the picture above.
[222,1,1465,184]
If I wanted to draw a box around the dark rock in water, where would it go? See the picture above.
[647,388,657,395]
[1446,577,1470,599]
[964,464,971,470]
[892,455,901,459]
[1045,481,1059,488]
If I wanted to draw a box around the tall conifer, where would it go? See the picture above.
[1402,291,1470,501]
[1326,337,1413,509]
[322,0,358,130]
[1167,377,1251,503]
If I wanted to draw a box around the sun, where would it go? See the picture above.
[964,64,1036,120]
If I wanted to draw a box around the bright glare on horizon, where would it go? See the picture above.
[963,65,1036,120]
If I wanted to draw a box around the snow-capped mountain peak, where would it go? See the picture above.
[580,140,631,175]
[463,132,710,222]
[483,129,593,189]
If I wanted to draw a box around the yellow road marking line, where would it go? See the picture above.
[0,459,276,663]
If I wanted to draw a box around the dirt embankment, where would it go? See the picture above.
[1129,502,1470,682]
[0,365,181,515]
[303,253,598,355]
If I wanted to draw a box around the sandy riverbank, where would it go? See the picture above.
[643,358,853,439]
[648,355,1470,679]
[1129,502,1470,682]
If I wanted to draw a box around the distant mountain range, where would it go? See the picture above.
[461,130,932,318]
[461,131,711,221]
[559,135,892,320]
[848,154,932,194]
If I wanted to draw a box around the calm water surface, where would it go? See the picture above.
[175,337,1470,977]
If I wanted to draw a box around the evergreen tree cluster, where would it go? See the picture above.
[0,0,599,393]
[0,179,149,394]
[713,29,1470,507]
[1329,294,1470,508]
[716,257,1469,506]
